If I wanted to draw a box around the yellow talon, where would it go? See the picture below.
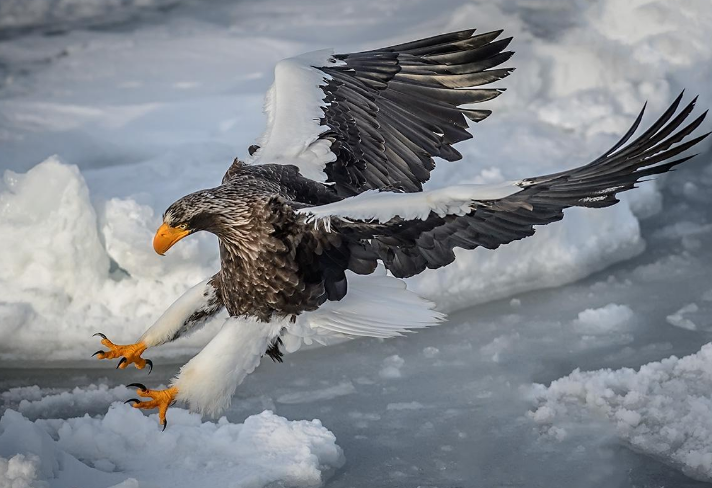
[92,333,152,373]
[125,384,178,430]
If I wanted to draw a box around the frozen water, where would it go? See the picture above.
[573,304,635,334]
[0,405,343,488]
[1,0,711,486]
[667,304,701,331]
[530,344,712,482]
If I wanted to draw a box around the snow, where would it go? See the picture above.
[1,0,711,486]
[572,304,635,334]
[0,158,221,361]
[0,401,343,488]
[529,344,712,482]
[378,355,405,380]
[4,384,132,421]
[0,454,45,488]
[666,303,701,331]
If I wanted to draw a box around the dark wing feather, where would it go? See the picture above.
[345,94,709,278]
[319,29,513,196]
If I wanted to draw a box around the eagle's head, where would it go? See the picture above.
[154,186,250,255]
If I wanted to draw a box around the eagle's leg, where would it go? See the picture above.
[125,383,178,431]
[92,333,152,373]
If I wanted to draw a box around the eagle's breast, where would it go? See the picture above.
[217,193,326,322]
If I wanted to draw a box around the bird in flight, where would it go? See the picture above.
[93,28,709,429]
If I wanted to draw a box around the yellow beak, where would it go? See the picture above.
[153,223,190,255]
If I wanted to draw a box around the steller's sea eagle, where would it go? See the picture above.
[93,28,709,429]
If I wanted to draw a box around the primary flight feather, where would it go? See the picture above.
[92,28,709,428]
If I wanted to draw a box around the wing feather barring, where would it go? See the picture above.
[92,28,709,428]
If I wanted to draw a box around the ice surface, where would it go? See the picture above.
[1,0,712,486]
[667,304,700,331]
[573,304,635,334]
[530,344,712,482]
[378,355,405,380]
[0,453,45,488]
[0,400,343,488]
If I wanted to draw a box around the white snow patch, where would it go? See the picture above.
[0,406,343,488]
[480,333,520,363]
[422,347,440,359]
[0,453,45,488]
[666,303,700,331]
[379,355,405,379]
[2,387,61,409]
[572,304,634,334]
[0,158,221,362]
[529,343,712,481]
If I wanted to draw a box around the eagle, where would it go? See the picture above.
[93,28,709,429]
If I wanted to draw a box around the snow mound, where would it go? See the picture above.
[0,405,343,488]
[379,355,405,379]
[572,304,634,334]
[666,303,700,331]
[0,158,221,362]
[0,453,45,488]
[529,343,712,482]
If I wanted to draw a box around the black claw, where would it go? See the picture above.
[124,398,140,405]
[162,420,167,432]
[145,359,153,375]
[91,350,104,357]
[116,357,127,369]
[127,383,147,391]
[93,333,107,340]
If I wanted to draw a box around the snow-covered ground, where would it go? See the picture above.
[1,0,711,486]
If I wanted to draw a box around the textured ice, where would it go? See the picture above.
[0,402,343,488]
[573,304,635,334]
[530,344,712,482]
[666,303,700,331]
[0,158,221,361]
[378,355,405,380]
[4,384,135,421]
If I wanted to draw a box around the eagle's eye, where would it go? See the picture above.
[177,223,189,231]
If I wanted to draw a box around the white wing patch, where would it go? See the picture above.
[298,182,523,225]
[248,49,343,182]
[282,265,444,351]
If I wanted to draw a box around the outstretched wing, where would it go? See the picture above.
[248,29,513,195]
[300,93,709,278]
